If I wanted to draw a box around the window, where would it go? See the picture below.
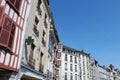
[70,64,73,71]
[63,48,65,52]
[56,69,59,75]
[15,0,21,10]
[75,65,77,72]
[29,43,36,60]
[39,52,44,73]
[57,53,61,59]
[44,14,47,28]
[65,54,67,61]
[75,74,77,80]
[75,57,77,63]
[70,73,73,80]
[37,0,42,15]
[33,16,39,37]
[0,6,4,24]
[0,15,16,51]
[35,16,39,25]
[29,43,36,68]
[8,23,16,48]
[65,72,67,80]
[56,60,61,67]
[42,38,46,47]
[65,63,67,70]
[42,30,45,37]
[7,0,22,13]
[70,56,73,62]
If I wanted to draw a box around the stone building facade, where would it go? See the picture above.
[58,45,91,80]
[18,0,60,80]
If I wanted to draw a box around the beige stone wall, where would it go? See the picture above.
[23,0,52,74]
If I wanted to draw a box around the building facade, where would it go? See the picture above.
[90,62,120,80]
[78,50,91,80]
[49,21,60,80]
[58,45,91,80]
[18,0,60,80]
[0,0,31,79]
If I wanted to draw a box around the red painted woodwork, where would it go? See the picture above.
[0,6,4,25]
[0,27,1,34]
[3,15,12,31]
[0,63,18,72]
[0,30,9,45]
[8,23,16,49]
[0,14,16,53]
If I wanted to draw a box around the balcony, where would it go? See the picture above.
[39,63,44,73]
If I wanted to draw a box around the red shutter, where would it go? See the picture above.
[15,0,22,10]
[0,26,1,34]
[0,6,4,25]
[3,16,12,31]
[0,14,15,52]
[0,30,9,45]
[8,23,16,49]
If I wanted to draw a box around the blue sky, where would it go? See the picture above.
[49,0,120,68]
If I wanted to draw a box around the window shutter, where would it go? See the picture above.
[0,15,16,52]
[0,26,1,34]
[3,16,12,31]
[15,0,22,10]
[0,29,9,45]
[0,6,4,25]
[8,23,16,49]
